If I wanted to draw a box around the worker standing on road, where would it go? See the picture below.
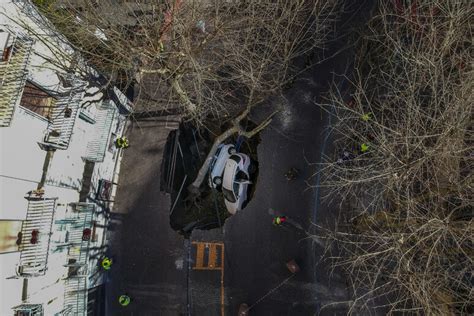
[101,257,113,271]
[273,215,287,226]
[115,136,129,149]
[119,294,131,307]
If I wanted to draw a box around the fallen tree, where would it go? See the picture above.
[189,105,277,191]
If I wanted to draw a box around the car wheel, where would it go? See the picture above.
[228,147,237,155]
[242,199,249,209]
[213,177,222,186]
[248,163,257,174]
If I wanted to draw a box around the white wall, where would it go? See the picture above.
[0,1,130,313]
[0,107,48,219]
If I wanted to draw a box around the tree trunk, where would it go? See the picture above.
[188,126,239,193]
[171,78,197,113]
[188,108,277,192]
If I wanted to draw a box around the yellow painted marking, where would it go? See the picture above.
[191,242,225,316]
[220,243,225,316]
[208,243,218,268]
[195,243,205,268]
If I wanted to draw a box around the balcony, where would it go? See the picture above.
[62,203,94,316]
[0,26,34,127]
[12,303,43,316]
[63,277,87,316]
[84,101,117,162]
[41,79,84,150]
[16,194,57,278]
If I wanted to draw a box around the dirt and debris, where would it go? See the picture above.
[161,121,260,235]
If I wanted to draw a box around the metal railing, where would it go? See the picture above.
[42,78,84,150]
[16,194,57,278]
[12,303,43,316]
[84,101,117,162]
[62,203,94,316]
[63,277,87,316]
[0,25,34,127]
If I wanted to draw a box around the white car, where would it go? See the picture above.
[208,143,236,190]
[222,153,253,214]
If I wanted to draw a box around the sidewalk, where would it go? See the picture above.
[104,116,189,315]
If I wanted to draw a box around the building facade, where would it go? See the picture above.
[0,1,131,315]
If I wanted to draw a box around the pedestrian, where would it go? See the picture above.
[337,150,355,164]
[115,136,129,149]
[284,167,299,180]
[119,294,131,307]
[273,215,287,226]
[101,257,113,271]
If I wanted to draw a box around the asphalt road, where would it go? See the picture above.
[104,116,190,316]
[218,3,375,315]
[102,2,374,315]
[221,56,351,316]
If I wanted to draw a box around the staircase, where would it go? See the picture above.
[0,27,34,127]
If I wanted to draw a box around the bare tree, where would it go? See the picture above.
[9,0,342,191]
[313,0,473,314]
[21,0,340,122]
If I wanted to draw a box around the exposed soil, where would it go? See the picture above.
[161,121,260,235]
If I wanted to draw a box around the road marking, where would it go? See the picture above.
[192,242,225,316]
[195,242,205,268]
[208,243,218,268]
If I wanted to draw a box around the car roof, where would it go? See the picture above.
[223,158,238,188]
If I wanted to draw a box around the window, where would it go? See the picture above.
[236,171,248,181]
[230,155,241,163]
[0,220,23,254]
[222,187,236,203]
[0,31,11,61]
[233,182,240,196]
[19,81,57,119]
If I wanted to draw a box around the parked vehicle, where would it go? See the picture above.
[208,143,236,190]
[222,153,252,214]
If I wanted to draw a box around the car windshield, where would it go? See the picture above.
[222,187,236,203]
[209,146,222,170]
[233,182,240,195]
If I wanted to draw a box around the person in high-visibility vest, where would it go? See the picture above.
[101,257,113,270]
[119,294,131,307]
[273,216,287,226]
[115,136,129,149]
